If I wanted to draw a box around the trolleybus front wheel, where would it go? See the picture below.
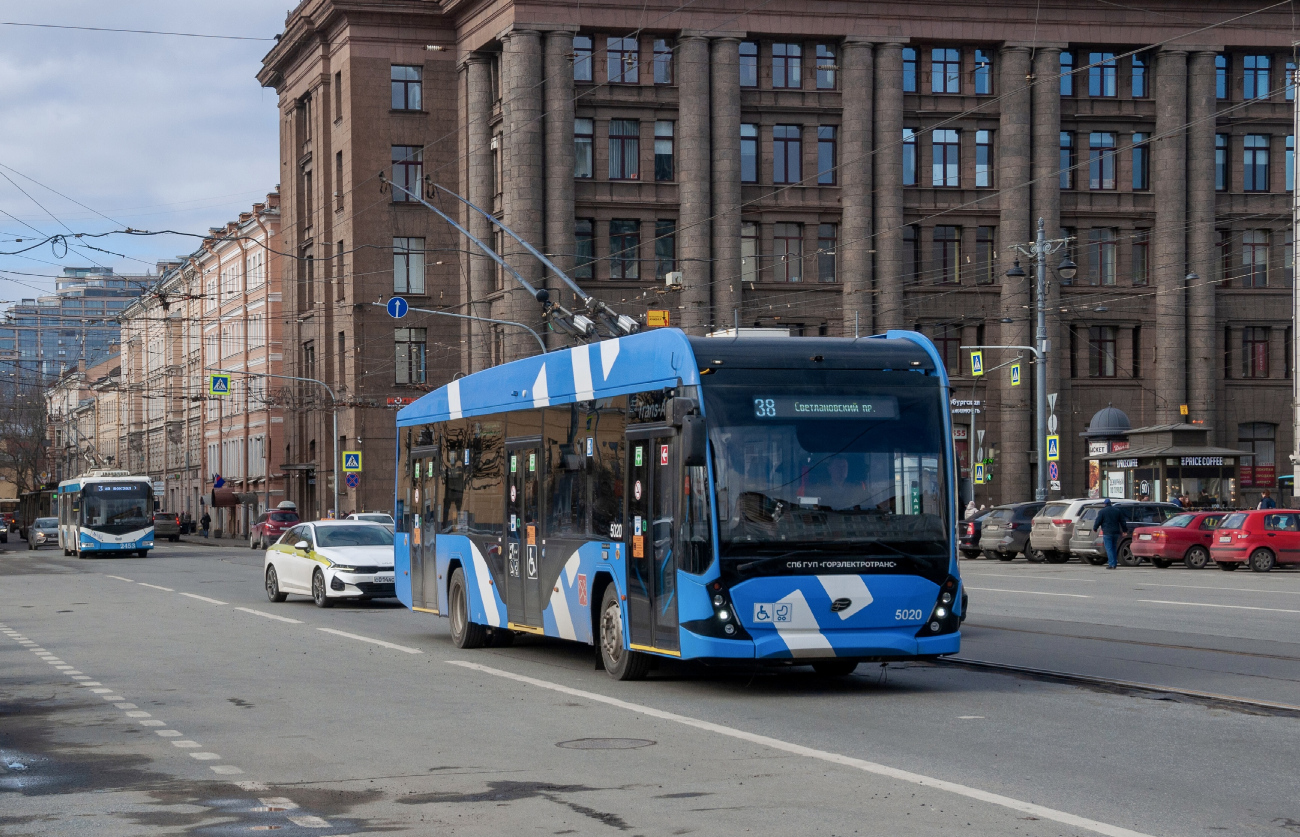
[599,585,650,681]
[448,567,487,649]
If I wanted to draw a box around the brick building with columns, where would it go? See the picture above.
[259,0,1296,511]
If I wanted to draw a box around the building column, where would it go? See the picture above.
[999,45,1033,503]
[1154,49,1189,423]
[874,43,905,331]
[543,31,577,289]
[1030,47,1062,493]
[464,55,495,372]
[840,40,874,335]
[711,37,741,328]
[500,29,546,361]
[1187,50,1218,441]
[677,34,712,334]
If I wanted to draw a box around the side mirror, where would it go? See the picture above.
[681,415,707,467]
[666,396,698,426]
[294,540,310,551]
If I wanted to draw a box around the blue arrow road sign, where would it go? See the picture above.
[387,297,409,319]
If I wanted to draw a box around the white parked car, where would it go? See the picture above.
[263,521,395,608]
[346,512,395,526]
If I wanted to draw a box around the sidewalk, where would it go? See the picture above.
[178,534,254,549]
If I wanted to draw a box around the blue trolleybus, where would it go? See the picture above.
[58,470,155,558]
[393,329,962,679]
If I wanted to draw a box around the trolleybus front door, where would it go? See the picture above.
[626,435,680,653]
[505,444,542,627]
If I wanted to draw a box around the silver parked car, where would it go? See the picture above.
[1068,501,1181,565]
[26,517,58,551]
[1029,498,1141,563]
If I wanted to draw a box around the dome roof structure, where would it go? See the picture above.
[1082,406,1132,438]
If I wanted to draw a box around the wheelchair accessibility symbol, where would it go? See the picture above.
[753,602,793,623]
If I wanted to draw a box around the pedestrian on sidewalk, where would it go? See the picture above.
[1095,499,1127,569]
[200,511,211,538]
[1258,490,1277,509]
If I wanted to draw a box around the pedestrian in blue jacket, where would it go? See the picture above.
[1095,499,1128,569]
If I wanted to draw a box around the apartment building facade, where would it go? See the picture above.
[260,0,1296,506]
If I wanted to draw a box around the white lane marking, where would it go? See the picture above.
[125,711,151,718]
[235,607,302,624]
[180,592,228,605]
[965,587,1091,598]
[79,681,103,686]
[959,716,986,719]
[64,670,82,675]
[189,752,222,760]
[114,703,137,709]
[105,575,134,582]
[71,675,91,680]
[102,695,126,701]
[1133,581,1300,596]
[974,574,1098,582]
[89,688,113,694]
[54,665,74,670]
[288,815,331,828]
[259,797,299,810]
[316,627,421,654]
[139,720,166,727]
[138,583,174,592]
[172,740,201,748]
[1139,599,1300,614]
[447,660,1158,837]
[156,730,183,737]
[211,765,244,775]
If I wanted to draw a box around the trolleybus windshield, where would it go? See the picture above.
[701,369,949,579]
[81,484,152,535]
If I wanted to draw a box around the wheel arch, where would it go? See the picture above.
[588,569,620,647]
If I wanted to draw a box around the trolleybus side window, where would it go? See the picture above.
[462,420,505,536]
[545,404,589,536]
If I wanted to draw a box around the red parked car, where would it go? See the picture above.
[1128,511,1228,569]
[1210,509,1300,572]
[250,504,300,550]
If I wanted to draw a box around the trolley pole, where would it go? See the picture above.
[1291,61,1300,499]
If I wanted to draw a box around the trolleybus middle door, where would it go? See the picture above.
[505,443,543,627]
[626,433,680,653]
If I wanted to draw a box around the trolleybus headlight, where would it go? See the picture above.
[717,610,729,621]
[916,574,963,638]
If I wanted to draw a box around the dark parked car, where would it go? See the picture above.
[1071,501,1182,565]
[153,511,182,542]
[978,502,1046,561]
[960,507,995,559]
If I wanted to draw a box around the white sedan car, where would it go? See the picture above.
[263,521,395,608]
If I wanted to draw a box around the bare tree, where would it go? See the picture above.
[0,390,48,494]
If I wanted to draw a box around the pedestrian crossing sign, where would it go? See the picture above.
[1046,435,1060,462]
[974,463,985,484]
[970,351,984,376]
[1010,363,1021,386]
[342,451,363,473]
[208,374,230,396]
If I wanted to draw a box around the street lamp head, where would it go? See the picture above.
[1057,256,1078,281]
[1005,259,1027,279]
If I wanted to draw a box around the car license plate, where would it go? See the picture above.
[374,575,394,584]
[1219,536,1231,543]
[1138,534,1151,540]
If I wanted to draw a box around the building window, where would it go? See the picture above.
[816,44,836,89]
[925,324,962,375]
[975,130,993,187]
[773,125,802,184]
[741,124,758,182]
[974,49,992,95]
[1243,327,1270,377]
[1130,53,1150,98]
[1216,54,1227,100]
[934,226,961,284]
[335,151,344,211]
[1239,422,1277,486]
[653,39,673,84]
[904,225,920,282]
[932,129,960,187]
[1132,229,1150,286]
[609,220,640,279]
[1132,132,1150,190]
[1244,55,1270,100]
[574,118,593,178]
[608,37,639,84]
[391,146,422,202]
[1088,326,1117,377]
[931,48,960,93]
[1088,228,1117,286]
[391,65,422,111]
[773,43,802,88]
[573,36,593,82]
[654,220,676,280]
[739,42,758,87]
[1089,132,1116,190]
[1217,229,1233,284]
[817,224,837,283]
[1244,134,1270,191]
[393,237,425,294]
[1132,326,1142,379]
[903,47,918,92]
[1288,135,1295,191]
[1061,51,1075,96]
[975,226,996,284]
[1216,134,1228,191]
[817,126,837,185]
[395,328,426,385]
[1088,52,1117,97]
[654,121,674,181]
[1057,132,1076,189]
[741,221,759,283]
[773,223,802,282]
[1287,61,1297,101]
[903,128,918,186]
[1242,230,1270,286]
[609,119,640,180]
[574,219,594,280]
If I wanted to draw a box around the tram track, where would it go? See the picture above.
[967,622,1300,664]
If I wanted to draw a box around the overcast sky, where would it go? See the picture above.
[0,1,298,304]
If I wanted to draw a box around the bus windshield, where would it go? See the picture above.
[81,484,152,535]
[701,369,950,578]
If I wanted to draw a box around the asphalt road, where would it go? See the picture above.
[1,538,1298,836]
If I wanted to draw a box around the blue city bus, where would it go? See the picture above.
[393,329,962,679]
[57,471,155,558]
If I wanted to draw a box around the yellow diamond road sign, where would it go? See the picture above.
[342,451,363,473]
[208,374,230,396]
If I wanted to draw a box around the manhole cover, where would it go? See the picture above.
[556,738,655,750]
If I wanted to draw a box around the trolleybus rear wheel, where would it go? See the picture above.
[599,585,649,681]
[448,567,487,649]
